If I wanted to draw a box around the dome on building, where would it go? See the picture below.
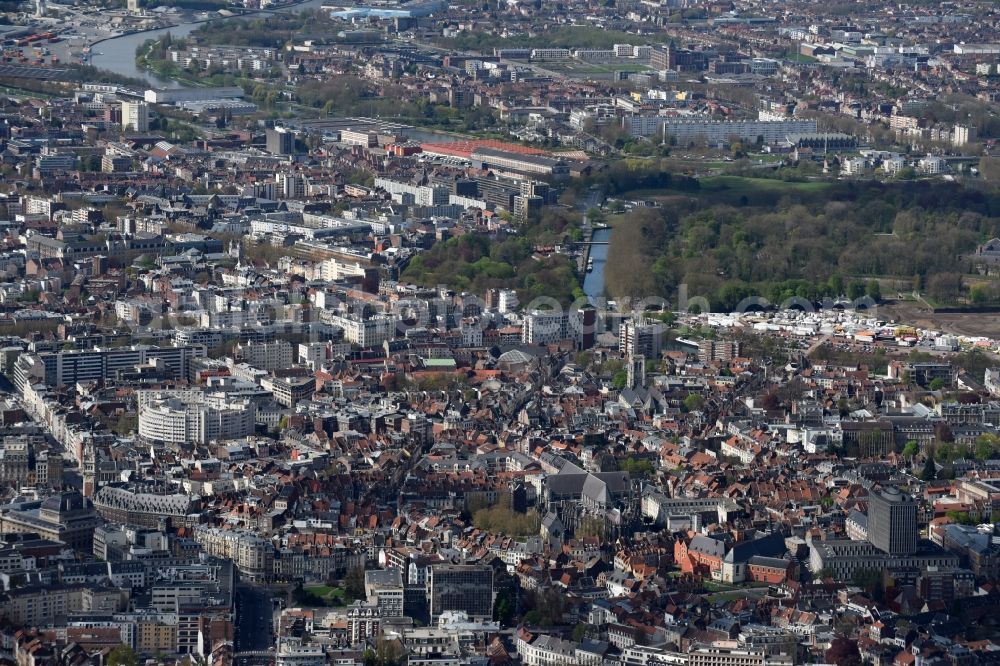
[497,349,538,373]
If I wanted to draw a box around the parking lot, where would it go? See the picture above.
[0,63,68,79]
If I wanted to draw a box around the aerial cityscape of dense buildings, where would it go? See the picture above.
[1,0,1000,663]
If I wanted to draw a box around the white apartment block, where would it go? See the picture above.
[121,101,150,132]
[530,48,571,61]
[137,389,255,445]
[918,155,946,174]
[324,312,401,348]
[298,342,327,370]
[275,641,326,666]
[517,634,577,666]
[498,289,519,313]
[235,340,294,371]
[374,178,450,206]
[624,116,818,145]
[191,526,273,582]
[522,309,584,346]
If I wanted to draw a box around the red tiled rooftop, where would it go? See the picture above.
[421,138,550,158]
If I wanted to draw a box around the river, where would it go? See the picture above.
[582,227,610,302]
[90,0,327,87]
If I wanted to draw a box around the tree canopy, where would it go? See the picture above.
[401,209,584,304]
[107,646,139,666]
[603,177,1000,309]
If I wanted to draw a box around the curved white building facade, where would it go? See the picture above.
[138,390,255,445]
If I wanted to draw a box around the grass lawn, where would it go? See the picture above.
[658,154,787,173]
[697,175,831,197]
[0,84,56,99]
[703,580,771,602]
[703,580,771,592]
[916,293,953,309]
[627,174,834,207]
[603,62,653,72]
[303,585,352,604]
[544,61,652,77]
[666,159,732,171]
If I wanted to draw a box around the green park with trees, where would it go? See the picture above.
[400,208,585,304]
[601,177,1000,310]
